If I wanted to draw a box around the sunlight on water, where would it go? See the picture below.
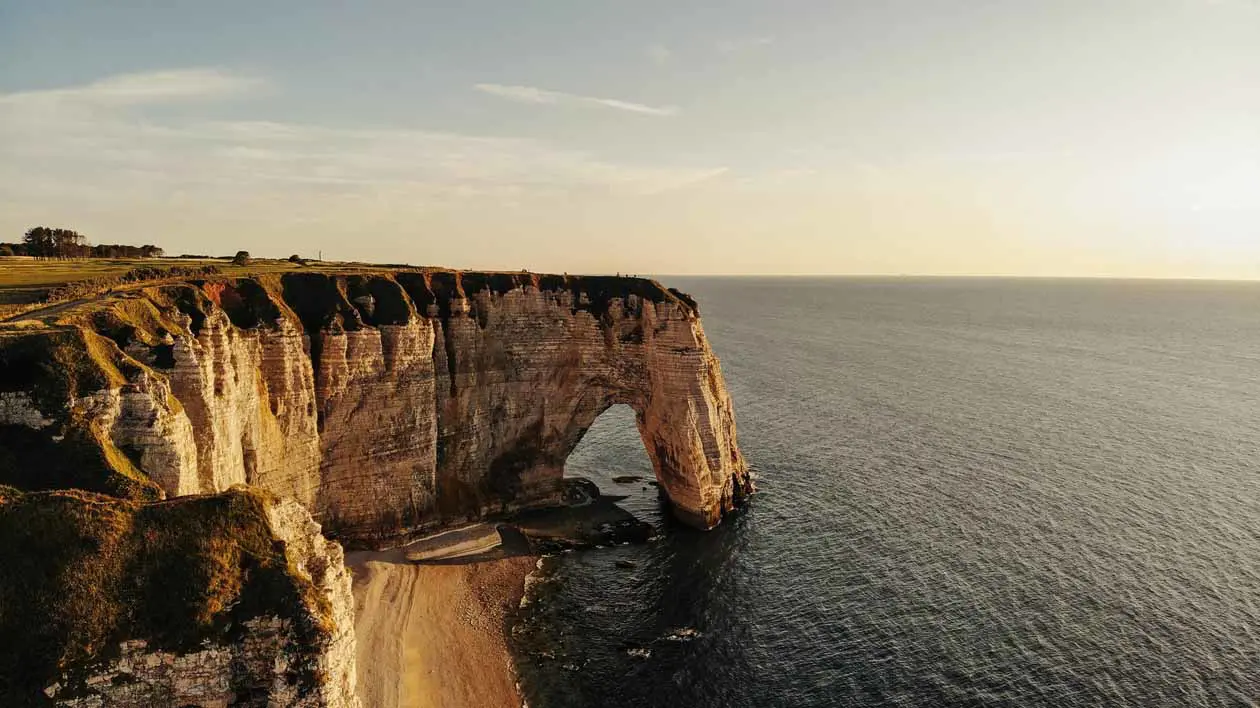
[513,278,1260,708]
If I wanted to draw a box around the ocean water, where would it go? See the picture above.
[512,277,1260,708]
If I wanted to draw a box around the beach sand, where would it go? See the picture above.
[348,537,536,708]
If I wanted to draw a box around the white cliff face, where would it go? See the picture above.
[28,272,749,540]
[157,310,321,503]
[46,619,341,708]
[426,285,750,532]
[0,391,54,429]
[66,381,199,498]
[315,321,439,539]
[266,498,360,708]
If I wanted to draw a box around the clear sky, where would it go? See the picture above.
[1,1,1257,276]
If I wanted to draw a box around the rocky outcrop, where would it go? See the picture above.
[2,270,751,543]
[0,487,358,708]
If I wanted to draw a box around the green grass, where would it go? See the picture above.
[0,258,308,309]
[0,486,333,704]
[0,258,448,320]
[0,258,426,295]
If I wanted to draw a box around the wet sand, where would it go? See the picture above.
[348,541,536,708]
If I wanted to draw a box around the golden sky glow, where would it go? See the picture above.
[1,1,1257,277]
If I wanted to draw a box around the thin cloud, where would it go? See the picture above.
[646,45,672,66]
[715,36,775,54]
[473,83,678,116]
[0,68,264,106]
[0,69,720,225]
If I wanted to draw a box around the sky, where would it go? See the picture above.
[1,1,1258,277]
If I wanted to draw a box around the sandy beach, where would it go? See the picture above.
[348,535,536,708]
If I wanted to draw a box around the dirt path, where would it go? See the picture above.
[2,296,95,323]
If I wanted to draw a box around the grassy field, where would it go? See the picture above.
[0,258,272,300]
[0,257,403,315]
[0,259,146,306]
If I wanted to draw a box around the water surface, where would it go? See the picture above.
[514,278,1260,708]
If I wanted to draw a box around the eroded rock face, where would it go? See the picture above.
[157,310,322,504]
[423,283,748,532]
[2,271,751,542]
[0,488,358,708]
[80,377,199,498]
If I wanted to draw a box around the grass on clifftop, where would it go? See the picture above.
[1,258,694,318]
[0,257,393,313]
[0,486,333,704]
[0,258,288,300]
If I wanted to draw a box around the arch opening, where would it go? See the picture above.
[562,404,666,523]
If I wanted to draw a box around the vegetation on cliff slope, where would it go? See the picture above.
[0,424,161,502]
[0,486,333,704]
[0,328,162,500]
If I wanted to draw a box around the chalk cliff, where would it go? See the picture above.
[0,268,750,706]
[1,270,750,540]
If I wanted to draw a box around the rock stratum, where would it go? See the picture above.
[0,268,750,706]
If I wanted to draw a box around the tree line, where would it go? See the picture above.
[0,227,164,259]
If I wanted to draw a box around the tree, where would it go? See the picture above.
[22,227,54,257]
[0,244,15,257]
[232,251,251,266]
[23,227,87,258]
[16,227,168,260]
[51,229,86,257]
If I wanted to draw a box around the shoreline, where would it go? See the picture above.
[344,488,650,708]
[348,544,537,708]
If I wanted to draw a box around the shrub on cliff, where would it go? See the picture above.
[0,487,333,703]
[40,264,222,304]
[0,328,164,501]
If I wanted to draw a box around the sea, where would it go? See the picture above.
[511,277,1260,708]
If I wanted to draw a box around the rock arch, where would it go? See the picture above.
[0,271,752,544]
[291,273,751,538]
[418,278,751,532]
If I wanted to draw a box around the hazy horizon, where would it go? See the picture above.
[2,1,1257,278]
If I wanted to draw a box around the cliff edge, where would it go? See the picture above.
[1,269,752,541]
